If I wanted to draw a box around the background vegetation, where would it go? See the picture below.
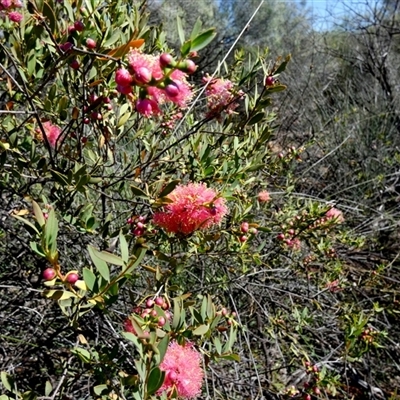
[1,0,400,399]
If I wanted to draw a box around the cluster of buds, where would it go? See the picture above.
[82,92,113,124]
[277,228,301,251]
[203,75,244,120]
[127,215,147,237]
[0,0,23,23]
[309,207,344,230]
[360,327,379,344]
[216,307,237,329]
[239,221,258,243]
[160,111,183,135]
[124,296,171,335]
[276,145,304,162]
[115,50,196,117]
[42,267,79,285]
[302,361,322,399]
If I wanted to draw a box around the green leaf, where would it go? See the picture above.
[13,215,39,235]
[130,185,148,198]
[44,381,53,396]
[147,367,164,395]
[193,324,209,335]
[266,84,287,93]
[32,200,45,227]
[1,372,14,392]
[122,247,146,275]
[247,112,264,125]
[190,28,216,53]
[71,347,91,363]
[93,385,108,396]
[43,1,56,34]
[43,290,77,300]
[30,242,45,257]
[88,246,110,282]
[44,208,58,259]
[274,54,291,75]
[190,18,202,40]
[83,268,96,291]
[119,231,129,263]
[180,40,192,57]
[219,353,240,362]
[157,334,169,364]
[176,15,185,45]
[158,180,180,197]
[92,249,124,267]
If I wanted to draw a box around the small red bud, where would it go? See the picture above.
[313,387,321,395]
[70,59,80,70]
[155,297,164,307]
[66,273,79,284]
[239,235,248,242]
[81,136,88,144]
[265,75,275,86]
[241,222,249,233]
[43,268,56,281]
[74,20,85,32]
[146,299,154,308]
[159,53,174,68]
[158,316,166,327]
[86,38,96,49]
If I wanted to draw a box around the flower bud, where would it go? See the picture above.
[43,268,56,281]
[115,68,133,86]
[86,38,96,49]
[265,76,275,86]
[159,53,174,68]
[74,20,85,32]
[66,272,79,284]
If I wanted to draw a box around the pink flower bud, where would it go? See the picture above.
[265,76,275,86]
[43,268,56,281]
[239,235,248,242]
[66,273,79,284]
[86,38,96,49]
[159,53,174,68]
[134,67,152,84]
[133,227,144,236]
[240,222,249,233]
[277,233,285,241]
[74,20,85,32]
[137,222,145,229]
[158,316,166,327]
[59,42,73,53]
[70,59,80,70]
[184,59,197,74]
[116,85,132,95]
[249,228,258,235]
[165,83,180,97]
[146,299,154,308]
[67,25,76,34]
[115,68,133,86]
[155,297,164,306]
[136,98,160,117]
[151,309,158,317]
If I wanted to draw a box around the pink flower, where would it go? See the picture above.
[257,190,271,202]
[0,0,12,8]
[8,10,22,22]
[39,121,61,147]
[127,49,163,83]
[136,98,160,117]
[203,75,240,118]
[153,183,228,235]
[157,341,204,399]
[325,207,344,223]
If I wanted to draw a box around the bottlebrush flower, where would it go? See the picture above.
[136,98,160,117]
[203,75,241,119]
[8,10,22,22]
[42,121,61,147]
[127,49,163,83]
[325,207,344,223]
[35,121,61,147]
[153,183,228,235]
[157,341,204,399]
[257,190,271,202]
